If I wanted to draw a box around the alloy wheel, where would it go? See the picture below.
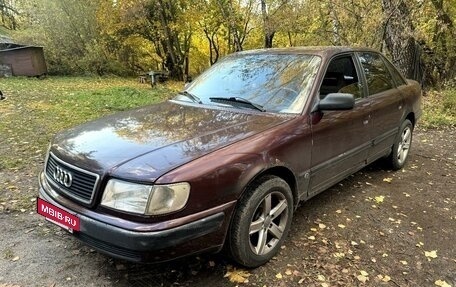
[248,191,289,255]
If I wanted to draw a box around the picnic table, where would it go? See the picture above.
[139,70,169,87]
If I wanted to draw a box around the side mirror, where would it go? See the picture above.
[313,93,355,112]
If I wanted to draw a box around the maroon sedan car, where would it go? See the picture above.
[38,47,421,267]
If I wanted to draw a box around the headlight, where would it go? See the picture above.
[101,179,190,215]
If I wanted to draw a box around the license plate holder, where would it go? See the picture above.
[37,197,80,233]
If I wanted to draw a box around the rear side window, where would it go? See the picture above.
[359,52,395,96]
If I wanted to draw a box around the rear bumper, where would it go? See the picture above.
[38,172,235,263]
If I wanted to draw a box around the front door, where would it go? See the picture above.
[309,54,371,196]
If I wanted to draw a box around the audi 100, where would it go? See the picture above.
[38,47,421,267]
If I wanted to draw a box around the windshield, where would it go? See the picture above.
[177,53,321,114]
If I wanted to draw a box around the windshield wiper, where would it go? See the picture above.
[209,97,265,112]
[177,91,202,104]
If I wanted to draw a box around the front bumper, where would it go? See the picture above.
[38,172,235,263]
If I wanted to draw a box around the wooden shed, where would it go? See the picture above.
[0,46,47,77]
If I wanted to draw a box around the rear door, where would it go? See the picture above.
[357,52,406,163]
[309,54,371,196]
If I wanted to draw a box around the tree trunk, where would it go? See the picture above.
[328,1,341,45]
[430,0,455,81]
[203,28,220,65]
[261,0,275,48]
[154,0,186,80]
[216,0,243,52]
[381,0,421,81]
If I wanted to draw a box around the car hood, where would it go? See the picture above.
[51,101,290,181]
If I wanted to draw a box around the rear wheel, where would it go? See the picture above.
[228,176,293,268]
[388,119,413,170]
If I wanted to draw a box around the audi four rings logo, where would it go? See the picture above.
[53,166,73,187]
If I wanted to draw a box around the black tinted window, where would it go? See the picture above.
[359,52,395,95]
[320,56,363,99]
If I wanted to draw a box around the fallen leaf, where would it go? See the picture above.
[317,274,326,281]
[357,275,369,283]
[382,275,391,282]
[435,280,452,287]
[318,223,326,229]
[383,178,393,183]
[425,250,438,260]
[276,273,283,279]
[115,264,127,271]
[360,270,369,276]
[11,256,19,262]
[400,260,408,265]
[285,269,292,276]
[308,236,316,240]
[336,209,342,214]
[375,196,385,203]
[224,266,251,283]
[338,224,346,229]
[333,252,345,258]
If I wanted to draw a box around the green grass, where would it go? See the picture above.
[421,89,456,128]
[0,77,178,170]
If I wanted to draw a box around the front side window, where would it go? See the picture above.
[359,52,395,96]
[179,53,321,114]
[320,55,363,99]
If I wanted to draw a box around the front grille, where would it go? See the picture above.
[45,153,99,204]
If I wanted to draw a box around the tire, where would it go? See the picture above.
[388,119,413,170]
[228,176,293,268]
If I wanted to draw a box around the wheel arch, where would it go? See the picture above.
[242,165,299,209]
[405,112,415,127]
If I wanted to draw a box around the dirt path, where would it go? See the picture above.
[0,126,455,287]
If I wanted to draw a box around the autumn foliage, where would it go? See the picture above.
[2,0,456,85]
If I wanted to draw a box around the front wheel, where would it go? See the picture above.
[228,176,293,268]
[388,119,413,170]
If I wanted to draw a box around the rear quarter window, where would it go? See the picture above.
[383,57,407,86]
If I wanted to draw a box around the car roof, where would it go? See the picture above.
[237,46,379,58]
